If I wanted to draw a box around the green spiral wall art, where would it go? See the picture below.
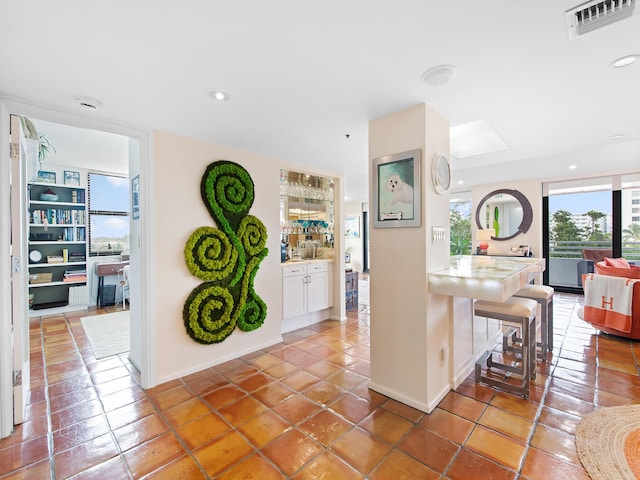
[183,161,268,344]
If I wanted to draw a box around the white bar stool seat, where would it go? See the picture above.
[512,284,554,359]
[474,297,537,398]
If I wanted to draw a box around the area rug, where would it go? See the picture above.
[576,404,640,479]
[81,311,130,359]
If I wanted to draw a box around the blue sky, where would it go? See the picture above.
[90,175,129,238]
[549,191,611,215]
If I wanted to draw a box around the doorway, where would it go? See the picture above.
[0,99,153,438]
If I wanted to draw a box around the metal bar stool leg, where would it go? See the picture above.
[474,298,538,398]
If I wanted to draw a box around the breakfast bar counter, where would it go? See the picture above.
[428,255,546,390]
[428,255,546,302]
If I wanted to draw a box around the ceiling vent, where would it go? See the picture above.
[565,0,637,38]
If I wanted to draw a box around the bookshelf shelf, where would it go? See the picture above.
[28,182,88,314]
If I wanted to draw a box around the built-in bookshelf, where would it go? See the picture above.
[28,182,88,316]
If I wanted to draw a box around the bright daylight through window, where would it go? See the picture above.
[88,173,130,255]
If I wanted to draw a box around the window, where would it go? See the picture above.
[88,173,130,255]
[544,177,612,290]
[544,173,640,292]
[450,192,472,255]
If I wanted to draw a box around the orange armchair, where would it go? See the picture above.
[580,259,640,340]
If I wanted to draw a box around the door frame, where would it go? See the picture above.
[9,115,30,425]
[0,97,157,437]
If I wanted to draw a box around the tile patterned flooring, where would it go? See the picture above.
[2,287,640,479]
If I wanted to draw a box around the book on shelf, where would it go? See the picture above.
[63,267,87,283]
[30,209,85,225]
[68,285,87,306]
[69,252,86,262]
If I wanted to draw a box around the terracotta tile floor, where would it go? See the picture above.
[2,290,640,479]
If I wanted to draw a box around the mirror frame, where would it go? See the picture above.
[475,189,533,241]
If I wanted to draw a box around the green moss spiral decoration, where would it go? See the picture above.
[183,161,268,344]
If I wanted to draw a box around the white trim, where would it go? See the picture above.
[0,103,13,437]
[155,336,283,386]
[138,131,156,388]
[368,381,434,414]
[0,97,156,437]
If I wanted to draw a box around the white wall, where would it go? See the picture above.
[152,131,347,384]
[368,103,452,413]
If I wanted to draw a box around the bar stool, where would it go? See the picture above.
[474,297,537,398]
[512,284,554,359]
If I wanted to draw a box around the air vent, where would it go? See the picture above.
[565,0,637,38]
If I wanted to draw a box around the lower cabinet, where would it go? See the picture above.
[282,261,333,320]
[345,271,358,311]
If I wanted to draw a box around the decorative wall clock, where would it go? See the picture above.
[431,153,451,195]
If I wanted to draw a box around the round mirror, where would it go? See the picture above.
[475,189,533,241]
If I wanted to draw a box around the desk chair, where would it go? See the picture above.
[118,265,130,309]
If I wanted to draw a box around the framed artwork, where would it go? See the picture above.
[36,171,56,184]
[509,245,530,256]
[131,175,140,220]
[345,216,360,238]
[64,170,80,186]
[372,149,421,228]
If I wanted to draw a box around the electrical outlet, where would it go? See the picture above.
[440,346,449,366]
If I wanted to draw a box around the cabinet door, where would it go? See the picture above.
[283,274,307,319]
[307,271,329,312]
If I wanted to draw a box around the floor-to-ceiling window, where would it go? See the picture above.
[622,173,640,260]
[544,174,640,292]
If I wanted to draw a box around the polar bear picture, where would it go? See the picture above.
[385,174,413,205]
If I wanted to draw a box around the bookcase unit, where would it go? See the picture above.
[28,182,88,316]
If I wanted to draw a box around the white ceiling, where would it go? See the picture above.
[1,1,639,202]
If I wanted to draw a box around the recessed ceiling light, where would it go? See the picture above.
[611,54,640,68]
[569,165,577,170]
[609,133,625,140]
[420,65,458,87]
[74,96,101,110]
[458,180,464,185]
[209,90,230,101]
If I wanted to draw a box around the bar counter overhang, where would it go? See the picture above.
[428,255,546,302]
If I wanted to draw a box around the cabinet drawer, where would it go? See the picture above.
[282,264,307,277]
[307,262,328,274]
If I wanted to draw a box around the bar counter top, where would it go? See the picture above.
[428,255,546,302]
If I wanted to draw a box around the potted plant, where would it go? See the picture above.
[20,117,56,180]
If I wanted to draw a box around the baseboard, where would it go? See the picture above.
[368,381,433,414]
[152,336,283,387]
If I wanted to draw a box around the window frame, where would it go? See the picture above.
[88,172,130,256]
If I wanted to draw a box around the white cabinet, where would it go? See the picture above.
[306,262,331,312]
[282,261,333,320]
[283,264,307,319]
